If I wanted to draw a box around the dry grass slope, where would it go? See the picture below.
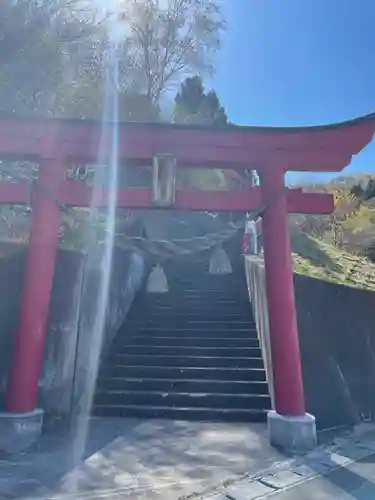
[291,231,375,291]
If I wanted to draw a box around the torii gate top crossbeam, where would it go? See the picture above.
[0,113,374,213]
[0,112,374,171]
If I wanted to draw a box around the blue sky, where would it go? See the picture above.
[212,0,375,180]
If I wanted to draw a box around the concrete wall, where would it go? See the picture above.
[0,247,26,394]
[294,273,374,428]
[40,246,146,421]
[245,255,373,430]
[0,245,146,422]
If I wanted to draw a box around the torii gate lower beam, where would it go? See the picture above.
[0,180,334,212]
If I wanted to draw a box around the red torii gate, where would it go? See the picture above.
[1,114,374,437]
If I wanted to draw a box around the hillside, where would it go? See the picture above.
[291,231,375,291]
[327,173,375,189]
[293,173,375,263]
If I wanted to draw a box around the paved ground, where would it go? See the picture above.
[3,419,375,500]
[0,418,282,499]
[272,454,375,499]
[203,424,375,500]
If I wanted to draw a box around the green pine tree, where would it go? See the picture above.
[173,76,228,126]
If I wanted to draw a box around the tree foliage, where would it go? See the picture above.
[120,0,225,105]
[0,0,225,121]
[331,189,359,247]
[172,76,229,190]
[350,178,375,201]
[173,75,227,125]
[0,0,101,116]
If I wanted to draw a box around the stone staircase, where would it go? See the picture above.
[94,256,271,421]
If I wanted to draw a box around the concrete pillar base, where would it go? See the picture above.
[0,409,43,454]
[268,410,317,453]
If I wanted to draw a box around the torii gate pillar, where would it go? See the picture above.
[260,167,316,450]
[6,158,63,414]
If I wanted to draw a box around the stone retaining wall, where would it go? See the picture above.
[0,245,146,422]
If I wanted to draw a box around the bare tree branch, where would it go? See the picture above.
[120,0,225,105]
[0,0,102,116]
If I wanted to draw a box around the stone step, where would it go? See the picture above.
[102,365,267,382]
[114,336,260,348]
[131,303,251,314]
[97,377,269,395]
[112,345,262,358]
[143,295,249,303]
[125,319,256,329]
[127,309,253,320]
[95,390,272,410]
[121,327,258,338]
[93,405,268,422]
[110,354,264,369]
